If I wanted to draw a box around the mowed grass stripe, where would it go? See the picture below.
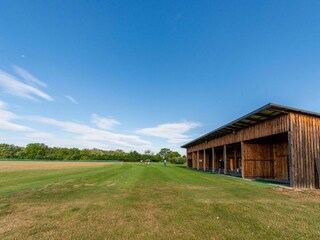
[0,163,123,197]
[0,162,320,240]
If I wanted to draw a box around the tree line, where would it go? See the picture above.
[0,143,186,164]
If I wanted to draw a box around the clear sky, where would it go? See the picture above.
[0,0,320,154]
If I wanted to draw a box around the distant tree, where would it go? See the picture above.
[168,151,181,160]
[157,148,171,160]
[0,142,180,162]
[22,143,49,159]
[127,151,141,162]
[144,150,153,155]
[169,156,187,164]
[0,144,22,158]
[80,149,93,160]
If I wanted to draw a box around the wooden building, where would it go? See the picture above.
[181,103,320,189]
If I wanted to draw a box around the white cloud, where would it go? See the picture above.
[137,121,201,144]
[28,116,150,151]
[0,100,32,132]
[0,100,150,152]
[65,95,79,104]
[13,65,47,88]
[0,68,53,101]
[91,114,120,130]
[0,98,198,153]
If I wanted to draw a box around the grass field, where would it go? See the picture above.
[1,161,320,240]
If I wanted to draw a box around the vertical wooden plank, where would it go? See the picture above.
[197,150,199,170]
[186,149,189,168]
[241,141,245,178]
[306,117,311,188]
[223,145,227,174]
[192,152,194,168]
[212,147,215,173]
[298,114,302,188]
[305,117,309,188]
[315,118,320,188]
[234,145,237,174]
[203,149,206,172]
[288,130,294,188]
[312,118,317,188]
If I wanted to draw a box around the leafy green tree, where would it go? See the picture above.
[0,142,182,162]
[157,148,171,160]
[22,143,49,159]
[127,151,141,162]
[168,151,181,160]
[144,150,153,155]
[169,156,187,164]
[0,144,22,158]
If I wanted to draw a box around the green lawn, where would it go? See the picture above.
[1,162,320,240]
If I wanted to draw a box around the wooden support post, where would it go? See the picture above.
[203,149,206,172]
[191,152,195,168]
[234,146,237,174]
[186,150,188,168]
[197,150,199,170]
[241,141,245,178]
[288,131,295,188]
[223,145,227,175]
[212,147,215,173]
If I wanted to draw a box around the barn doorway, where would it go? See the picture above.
[243,133,290,184]
[226,143,242,176]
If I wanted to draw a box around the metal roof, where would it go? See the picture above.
[181,103,320,148]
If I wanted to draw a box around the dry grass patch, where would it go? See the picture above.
[274,187,320,200]
[0,161,115,172]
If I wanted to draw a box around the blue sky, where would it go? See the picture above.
[0,0,320,154]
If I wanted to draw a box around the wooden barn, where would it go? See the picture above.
[181,103,320,189]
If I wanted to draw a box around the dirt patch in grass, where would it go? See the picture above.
[0,161,115,172]
[0,203,47,235]
[182,185,213,190]
[273,187,320,200]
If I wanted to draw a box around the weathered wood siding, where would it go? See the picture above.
[186,112,320,188]
[192,152,196,169]
[290,113,320,188]
[187,153,192,167]
[205,150,211,170]
[273,142,289,180]
[198,151,204,170]
[243,143,274,178]
[187,114,290,153]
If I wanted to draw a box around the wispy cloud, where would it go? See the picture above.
[91,114,120,130]
[170,13,183,33]
[65,95,79,104]
[13,65,47,88]
[137,121,201,144]
[0,99,150,151]
[0,100,32,132]
[31,116,150,150]
[0,68,53,101]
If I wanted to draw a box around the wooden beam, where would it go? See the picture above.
[186,149,189,168]
[241,141,245,178]
[203,149,206,172]
[233,122,249,127]
[197,150,199,170]
[288,131,294,188]
[212,147,215,173]
[191,152,194,168]
[234,145,237,174]
[223,145,227,175]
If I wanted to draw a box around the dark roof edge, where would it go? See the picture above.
[181,103,320,148]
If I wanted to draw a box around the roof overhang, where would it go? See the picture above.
[181,103,320,148]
